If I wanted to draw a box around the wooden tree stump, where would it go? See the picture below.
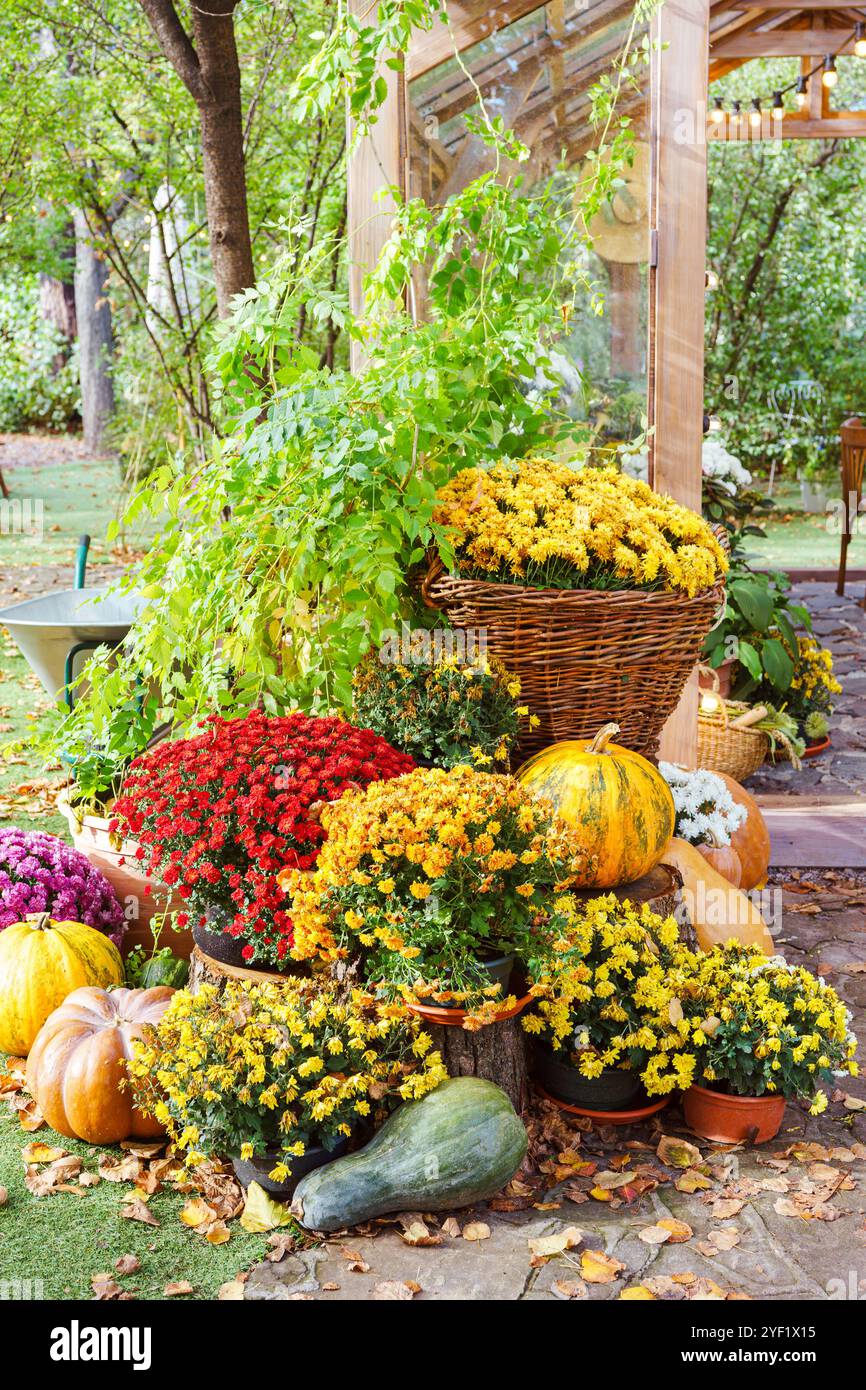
[187,945,293,994]
[572,862,694,949]
[424,1016,530,1115]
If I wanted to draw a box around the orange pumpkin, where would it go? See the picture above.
[516,723,675,888]
[696,833,742,888]
[716,772,771,891]
[26,986,175,1145]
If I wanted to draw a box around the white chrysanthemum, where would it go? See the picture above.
[659,762,747,847]
[701,437,752,494]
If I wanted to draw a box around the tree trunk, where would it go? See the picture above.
[138,0,254,317]
[73,209,115,454]
[425,1018,530,1115]
[193,6,254,318]
[38,219,77,368]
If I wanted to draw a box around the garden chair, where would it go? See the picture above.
[837,417,866,598]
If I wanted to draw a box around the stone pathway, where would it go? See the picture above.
[243,873,866,1303]
[749,582,866,801]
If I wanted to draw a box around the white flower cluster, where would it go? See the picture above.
[659,762,748,847]
[701,437,752,495]
[619,445,648,482]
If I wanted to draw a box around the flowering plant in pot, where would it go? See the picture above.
[785,635,841,752]
[129,977,447,1194]
[425,460,728,759]
[522,895,696,1111]
[659,763,747,886]
[285,764,588,1025]
[109,710,414,968]
[352,649,533,770]
[0,828,125,948]
[667,942,859,1143]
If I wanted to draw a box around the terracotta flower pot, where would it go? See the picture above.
[57,792,194,960]
[683,1083,786,1144]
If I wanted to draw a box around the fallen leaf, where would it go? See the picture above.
[638,1224,672,1246]
[78,1172,100,1188]
[621,1285,656,1300]
[658,1218,693,1244]
[98,1155,142,1183]
[322,1281,341,1291]
[218,1281,246,1301]
[120,1198,160,1227]
[708,1197,745,1219]
[373,1280,420,1300]
[399,1217,441,1247]
[462,1221,491,1242]
[21,1141,67,1163]
[91,1273,125,1301]
[528,1226,583,1261]
[0,1186,7,1208]
[180,1197,218,1228]
[239,1182,292,1234]
[206,1221,232,1246]
[164,1281,194,1297]
[581,1249,625,1284]
[657,1135,702,1169]
[24,1156,82,1196]
[441,1217,461,1239]
[266,1233,296,1263]
[114,1254,141,1276]
[551,1278,586,1299]
[676,1169,712,1193]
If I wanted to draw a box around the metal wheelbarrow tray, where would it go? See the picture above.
[0,587,146,705]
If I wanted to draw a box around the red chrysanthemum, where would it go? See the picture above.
[110,710,414,967]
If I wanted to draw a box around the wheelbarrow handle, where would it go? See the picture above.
[75,535,91,590]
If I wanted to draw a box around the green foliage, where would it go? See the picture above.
[352,648,523,769]
[124,943,189,990]
[0,275,79,431]
[705,67,866,473]
[702,560,812,701]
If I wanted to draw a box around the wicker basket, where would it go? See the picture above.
[422,559,725,761]
[696,685,770,782]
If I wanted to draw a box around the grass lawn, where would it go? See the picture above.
[0,1093,268,1300]
[739,479,866,571]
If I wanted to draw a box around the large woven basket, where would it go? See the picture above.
[422,559,725,761]
[696,694,770,782]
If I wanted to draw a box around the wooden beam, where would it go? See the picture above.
[406,0,547,82]
[546,0,567,129]
[727,0,855,7]
[712,30,857,55]
[709,112,866,136]
[650,0,710,766]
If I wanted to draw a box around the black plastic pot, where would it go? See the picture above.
[192,907,303,975]
[231,1137,349,1197]
[435,951,515,1009]
[531,1039,643,1111]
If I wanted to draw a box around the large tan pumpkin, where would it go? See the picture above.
[516,723,675,887]
[0,914,124,1056]
[26,986,174,1144]
[716,772,771,891]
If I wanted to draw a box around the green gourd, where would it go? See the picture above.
[291,1077,527,1232]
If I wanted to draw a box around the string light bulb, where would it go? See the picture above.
[822,54,838,88]
[749,97,762,128]
[710,95,725,123]
[795,75,808,108]
[731,99,742,130]
[856,22,866,58]
[771,90,785,120]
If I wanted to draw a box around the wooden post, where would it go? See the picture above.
[649,0,710,767]
[346,0,407,372]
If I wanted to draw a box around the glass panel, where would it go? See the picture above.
[408,0,651,456]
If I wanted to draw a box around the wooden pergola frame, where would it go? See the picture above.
[345,1,865,763]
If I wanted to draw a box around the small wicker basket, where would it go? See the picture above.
[696,670,770,781]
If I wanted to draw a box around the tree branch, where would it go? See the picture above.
[138,0,204,102]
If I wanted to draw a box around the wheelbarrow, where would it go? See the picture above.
[0,535,145,708]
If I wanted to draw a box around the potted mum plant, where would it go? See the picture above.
[670,942,859,1143]
[352,649,532,769]
[109,710,414,969]
[425,460,727,759]
[0,828,126,948]
[522,895,696,1114]
[285,764,588,1024]
[129,976,447,1195]
[784,635,841,756]
[659,763,747,886]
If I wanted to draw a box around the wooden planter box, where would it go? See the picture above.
[57,792,194,960]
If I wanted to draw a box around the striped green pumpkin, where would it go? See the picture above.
[516,723,675,887]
